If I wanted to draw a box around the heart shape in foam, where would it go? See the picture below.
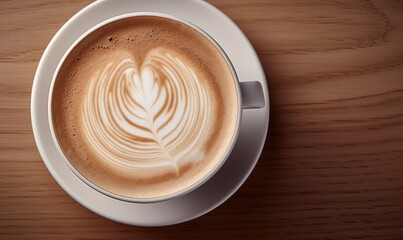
[82,48,212,175]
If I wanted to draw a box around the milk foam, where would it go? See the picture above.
[82,48,211,174]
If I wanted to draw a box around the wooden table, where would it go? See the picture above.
[1,0,403,239]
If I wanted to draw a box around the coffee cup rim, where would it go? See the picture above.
[48,12,243,203]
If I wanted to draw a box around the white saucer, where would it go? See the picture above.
[31,0,269,226]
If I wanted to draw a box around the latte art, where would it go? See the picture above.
[82,48,211,174]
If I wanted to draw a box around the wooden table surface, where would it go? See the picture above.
[1,0,403,239]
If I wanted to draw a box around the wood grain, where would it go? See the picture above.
[1,0,403,239]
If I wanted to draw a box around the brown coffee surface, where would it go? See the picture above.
[51,16,238,199]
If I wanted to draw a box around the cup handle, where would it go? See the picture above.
[240,81,265,109]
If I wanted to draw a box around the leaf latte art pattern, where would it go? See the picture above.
[82,48,212,175]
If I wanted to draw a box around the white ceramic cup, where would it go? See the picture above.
[48,12,265,203]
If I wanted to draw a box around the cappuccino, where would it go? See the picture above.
[51,16,239,199]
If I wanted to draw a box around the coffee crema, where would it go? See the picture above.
[51,16,239,199]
